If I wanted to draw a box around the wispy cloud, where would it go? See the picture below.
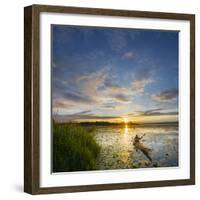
[53,64,156,114]
[152,89,178,102]
[53,98,72,109]
[122,51,135,59]
[103,29,140,52]
[54,110,120,122]
[114,94,130,103]
[127,108,178,118]
[130,66,155,94]
[104,29,128,52]
[62,91,96,104]
[53,67,110,109]
[76,67,109,97]
[132,79,154,94]
[102,102,120,109]
[54,107,178,123]
[52,25,178,122]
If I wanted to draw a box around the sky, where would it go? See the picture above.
[52,25,179,123]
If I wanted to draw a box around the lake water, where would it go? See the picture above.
[94,124,178,170]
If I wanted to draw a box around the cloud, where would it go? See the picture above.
[52,96,95,115]
[144,111,178,116]
[52,48,155,115]
[127,108,178,117]
[103,29,140,52]
[53,67,110,111]
[143,108,163,115]
[53,98,72,109]
[52,63,156,115]
[54,107,178,122]
[76,67,109,97]
[52,25,178,121]
[123,51,135,59]
[104,81,120,89]
[62,91,96,104]
[132,79,154,94]
[53,110,93,122]
[53,110,120,122]
[114,94,130,103]
[72,110,92,115]
[103,102,119,109]
[102,81,132,102]
[152,89,178,102]
[129,66,155,95]
[104,29,127,52]
[103,81,129,94]
[133,66,154,80]
[102,67,155,102]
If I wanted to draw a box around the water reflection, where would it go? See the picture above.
[95,125,178,170]
[124,124,128,135]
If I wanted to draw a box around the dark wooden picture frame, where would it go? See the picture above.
[24,4,195,195]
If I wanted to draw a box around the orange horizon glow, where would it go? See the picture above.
[123,117,129,124]
[56,114,178,124]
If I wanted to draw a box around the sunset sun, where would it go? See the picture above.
[123,117,128,124]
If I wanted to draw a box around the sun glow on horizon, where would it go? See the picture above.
[123,117,129,124]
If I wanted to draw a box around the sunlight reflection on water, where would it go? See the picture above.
[94,125,178,170]
[124,125,128,135]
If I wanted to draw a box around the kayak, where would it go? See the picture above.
[133,141,152,162]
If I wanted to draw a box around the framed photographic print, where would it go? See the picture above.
[24,4,195,194]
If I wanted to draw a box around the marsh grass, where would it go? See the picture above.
[53,122,100,172]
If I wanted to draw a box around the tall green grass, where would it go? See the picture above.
[53,122,100,172]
